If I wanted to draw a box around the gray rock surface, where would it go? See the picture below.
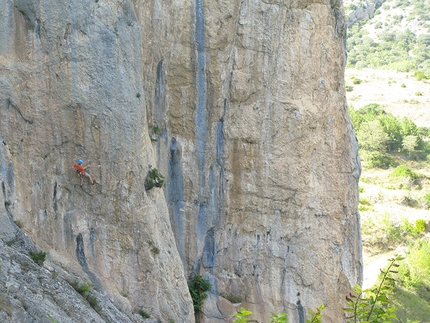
[142,0,361,321]
[346,0,384,27]
[1,0,361,322]
[0,0,193,321]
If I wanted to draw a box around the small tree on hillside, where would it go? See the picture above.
[402,135,418,157]
[357,120,388,152]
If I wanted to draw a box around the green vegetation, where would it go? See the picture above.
[0,294,12,316]
[390,165,419,181]
[188,274,211,312]
[71,280,99,310]
[359,197,373,211]
[14,220,24,228]
[423,193,430,208]
[139,310,150,318]
[414,70,427,81]
[145,165,164,190]
[233,307,253,323]
[6,238,16,246]
[221,293,243,303]
[226,255,429,323]
[47,313,59,323]
[233,308,293,323]
[348,2,430,320]
[346,0,430,76]
[352,77,363,84]
[392,241,430,322]
[72,281,93,294]
[361,213,427,253]
[269,313,289,323]
[150,125,160,142]
[147,240,160,255]
[29,250,46,266]
[345,255,403,322]
[307,304,326,323]
[349,104,430,168]
[232,303,324,323]
[414,219,427,232]
[136,92,141,98]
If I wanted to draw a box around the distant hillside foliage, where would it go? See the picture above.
[349,103,430,167]
[345,0,430,75]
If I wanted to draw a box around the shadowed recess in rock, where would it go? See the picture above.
[195,0,207,197]
[154,59,169,164]
[202,227,215,270]
[297,299,305,323]
[0,139,14,218]
[216,118,224,166]
[208,166,219,225]
[215,119,225,221]
[76,233,102,290]
[155,60,166,123]
[89,227,96,258]
[63,211,74,247]
[195,0,211,260]
[168,137,186,263]
[1,182,11,218]
[197,203,208,248]
[53,182,58,212]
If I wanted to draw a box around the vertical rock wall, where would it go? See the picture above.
[0,0,361,322]
[140,0,362,322]
[0,0,194,321]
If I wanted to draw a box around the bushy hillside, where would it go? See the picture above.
[345,2,430,322]
[345,0,430,74]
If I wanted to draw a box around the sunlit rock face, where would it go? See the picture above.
[0,0,193,321]
[140,0,361,321]
[0,0,361,322]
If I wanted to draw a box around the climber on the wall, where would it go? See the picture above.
[73,159,95,187]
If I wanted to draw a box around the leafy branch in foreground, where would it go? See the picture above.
[306,303,326,323]
[345,254,404,323]
[270,312,288,323]
[233,306,322,323]
[233,307,252,323]
[232,255,404,323]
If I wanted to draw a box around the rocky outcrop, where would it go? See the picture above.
[347,0,385,27]
[1,0,361,322]
[0,235,152,323]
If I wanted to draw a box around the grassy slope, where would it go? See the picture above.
[346,68,430,127]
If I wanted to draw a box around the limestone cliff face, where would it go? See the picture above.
[0,0,361,322]
[0,0,193,322]
[140,0,361,321]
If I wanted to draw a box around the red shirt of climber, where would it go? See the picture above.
[73,159,95,186]
[73,162,85,175]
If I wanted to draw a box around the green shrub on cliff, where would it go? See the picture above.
[29,250,46,266]
[145,166,164,190]
[188,274,211,312]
